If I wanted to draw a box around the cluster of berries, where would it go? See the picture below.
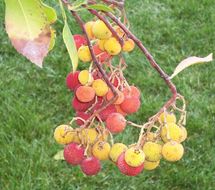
[53,19,187,176]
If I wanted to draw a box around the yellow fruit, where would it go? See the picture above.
[80,128,98,144]
[180,126,187,143]
[144,160,160,171]
[78,46,92,62]
[109,143,127,162]
[72,131,81,144]
[159,112,176,124]
[143,142,162,162]
[78,70,93,85]
[122,38,135,52]
[161,123,184,142]
[104,37,121,55]
[98,39,107,51]
[54,125,74,145]
[162,141,184,162]
[113,25,124,37]
[92,79,109,97]
[92,141,111,160]
[92,20,112,39]
[84,21,94,39]
[124,147,145,167]
[145,132,156,142]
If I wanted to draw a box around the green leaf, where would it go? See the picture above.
[87,4,113,12]
[170,53,213,79]
[5,0,56,67]
[49,28,56,51]
[68,0,87,11]
[41,2,57,24]
[59,0,79,71]
[53,150,65,160]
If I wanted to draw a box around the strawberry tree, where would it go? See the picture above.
[4,0,213,176]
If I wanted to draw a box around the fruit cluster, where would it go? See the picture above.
[54,18,188,176]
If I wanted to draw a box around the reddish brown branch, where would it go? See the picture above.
[101,0,125,9]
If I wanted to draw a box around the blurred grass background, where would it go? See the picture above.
[0,0,215,189]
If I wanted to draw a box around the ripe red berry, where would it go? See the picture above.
[120,97,141,114]
[76,112,91,126]
[97,105,117,121]
[73,34,87,49]
[66,71,80,91]
[106,113,126,134]
[117,152,144,176]
[80,156,101,176]
[123,86,141,99]
[93,45,111,63]
[76,86,96,103]
[64,143,85,165]
[72,96,93,112]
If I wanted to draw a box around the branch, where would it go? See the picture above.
[102,0,125,9]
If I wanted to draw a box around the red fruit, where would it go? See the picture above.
[66,71,80,91]
[123,86,141,99]
[73,34,87,49]
[76,112,91,126]
[72,96,93,112]
[80,157,101,176]
[120,97,141,114]
[64,143,85,165]
[98,105,117,121]
[115,105,127,117]
[76,86,96,103]
[93,45,111,63]
[117,152,144,176]
[106,113,126,134]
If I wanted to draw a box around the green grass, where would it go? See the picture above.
[0,0,215,189]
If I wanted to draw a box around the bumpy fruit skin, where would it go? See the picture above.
[109,143,127,162]
[143,142,162,162]
[106,90,125,105]
[80,128,98,144]
[115,105,127,117]
[120,97,141,114]
[106,113,126,134]
[117,152,144,176]
[72,96,93,112]
[84,21,95,39]
[76,112,91,126]
[92,79,109,97]
[145,132,156,142]
[76,86,96,103]
[98,39,107,51]
[113,25,124,37]
[161,123,184,142]
[124,147,145,167]
[162,141,184,162]
[123,38,135,52]
[66,71,80,91]
[159,112,176,124]
[78,70,94,85]
[92,20,112,39]
[92,141,111,160]
[98,105,117,121]
[78,46,92,62]
[104,37,121,55]
[54,125,74,145]
[73,34,87,49]
[80,157,101,176]
[123,86,141,98]
[144,160,160,171]
[93,45,111,63]
[64,143,85,165]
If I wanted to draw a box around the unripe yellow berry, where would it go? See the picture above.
[144,160,160,171]
[78,46,92,62]
[92,79,109,97]
[113,25,124,37]
[80,128,98,145]
[122,38,135,52]
[162,141,184,162]
[124,147,145,167]
[180,126,187,143]
[92,20,112,39]
[84,21,95,39]
[98,39,107,51]
[159,112,176,124]
[78,70,93,85]
[54,125,74,145]
[104,37,121,55]
[109,143,127,162]
[143,142,162,162]
[161,123,184,143]
[145,132,156,142]
[92,141,111,160]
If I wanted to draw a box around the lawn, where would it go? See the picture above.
[0,0,215,189]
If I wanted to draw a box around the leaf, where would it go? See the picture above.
[68,0,87,11]
[59,0,79,71]
[41,2,57,24]
[87,4,113,12]
[49,28,56,51]
[53,150,65,160]
[5,0,56,67]
[170,53,213,79]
